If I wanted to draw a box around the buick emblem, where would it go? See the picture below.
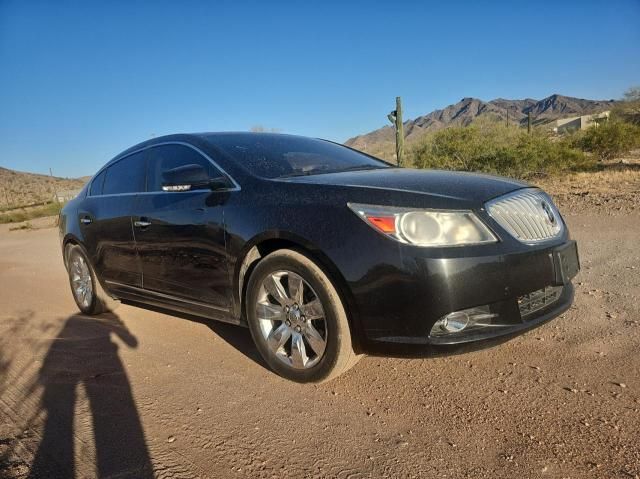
[541,201,556,225]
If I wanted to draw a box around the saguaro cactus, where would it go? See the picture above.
[387,96,405,167]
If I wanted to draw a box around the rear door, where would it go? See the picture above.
[132,143,232,314]
[79,152,145,288]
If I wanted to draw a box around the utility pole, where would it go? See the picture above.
[50,167,59,204]
[387,96,405,167]
[527,111,532,134]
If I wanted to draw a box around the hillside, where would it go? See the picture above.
[0,167,87,209]
[345,94,616,158]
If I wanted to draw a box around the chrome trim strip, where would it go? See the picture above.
[105,280,230,312]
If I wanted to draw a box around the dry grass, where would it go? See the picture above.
[0,167,86,209]
[538,168,640,196]
[0,202,63,224]
[535,157,640,214]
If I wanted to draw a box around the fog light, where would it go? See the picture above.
[430,305,498,338]
[441,311,469,332]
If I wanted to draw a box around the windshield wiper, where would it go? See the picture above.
[339,165,388,172]
[278,168,331,178]
[278,164,387,179]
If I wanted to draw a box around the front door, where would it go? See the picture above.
[132,143,232,314]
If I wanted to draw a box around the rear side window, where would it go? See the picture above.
[89,170,106,196]
[102,152,146,195]
[146,144,222,192]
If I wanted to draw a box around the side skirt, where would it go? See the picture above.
[105,280,242,326]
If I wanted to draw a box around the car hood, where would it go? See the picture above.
[279,168,528,203]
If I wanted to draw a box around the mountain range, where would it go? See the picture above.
[345,94,616,158]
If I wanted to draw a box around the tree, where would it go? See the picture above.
[612,86,640,125]
[623,86,640,102]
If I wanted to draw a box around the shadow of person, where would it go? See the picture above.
[29,313,153,478]
[122,300,269,371]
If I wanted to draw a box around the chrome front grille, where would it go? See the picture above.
[486,188,563,242]
[518,286,563,319]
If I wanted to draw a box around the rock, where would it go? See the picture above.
[167,435,176,443]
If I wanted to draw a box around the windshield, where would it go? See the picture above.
[208,134,391,179]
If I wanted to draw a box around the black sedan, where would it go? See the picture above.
[59,133,579,382]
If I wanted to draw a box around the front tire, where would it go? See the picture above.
[65,244,119,315]
[246,249,360,383]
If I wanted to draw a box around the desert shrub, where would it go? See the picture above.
[410,123,594,179]
[577,120,640,161]
[9,222,33,231]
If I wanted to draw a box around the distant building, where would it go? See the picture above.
[554,111,610,134]
[54,189,81,202]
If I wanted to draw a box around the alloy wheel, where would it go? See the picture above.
[256,270,327,369]
[70,253,93,309]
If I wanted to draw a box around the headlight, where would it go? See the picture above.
[348,203,497,247]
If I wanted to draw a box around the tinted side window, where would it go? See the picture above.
[89,170,106,196]
[103,152,146,195]
[146,144,222,192]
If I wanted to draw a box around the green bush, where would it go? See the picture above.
[410,122,595,179]
[576,120,640,161]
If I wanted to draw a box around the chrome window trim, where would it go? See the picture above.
[89,140,241,197]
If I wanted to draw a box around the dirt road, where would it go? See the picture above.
[1,207,639,478]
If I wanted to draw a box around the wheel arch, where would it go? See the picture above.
[62,234,83,269]
[233,232,363,352]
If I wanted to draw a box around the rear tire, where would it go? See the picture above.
[246,249,361,383]
[65,244,119,315]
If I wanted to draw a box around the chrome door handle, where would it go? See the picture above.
[80,217,92,225]
[134,220,152,228]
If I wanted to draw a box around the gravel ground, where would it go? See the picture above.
[0,182,639,478]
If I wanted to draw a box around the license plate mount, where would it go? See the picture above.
[553,241,580,285]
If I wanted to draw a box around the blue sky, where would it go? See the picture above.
[1,0,639,177]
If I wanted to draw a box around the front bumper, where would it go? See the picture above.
[354,239,579,356]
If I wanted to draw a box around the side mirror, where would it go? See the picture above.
[161,164,231,192]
